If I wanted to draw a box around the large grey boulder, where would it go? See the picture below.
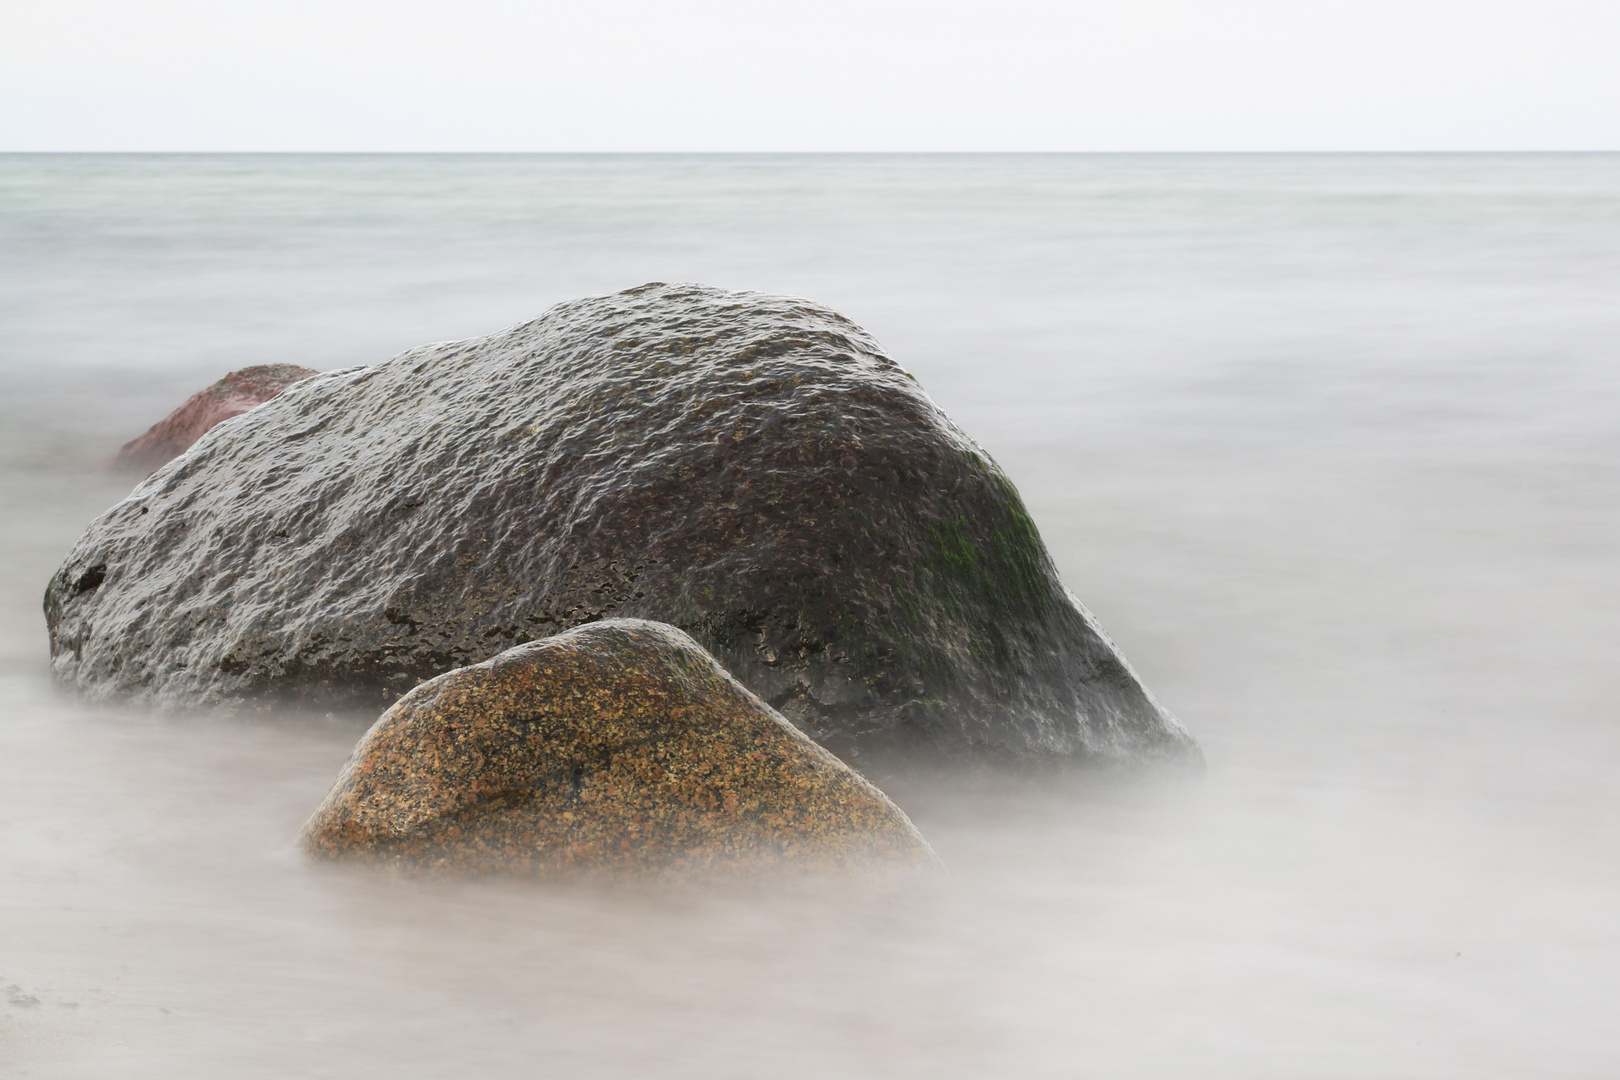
[46,283,1196,769]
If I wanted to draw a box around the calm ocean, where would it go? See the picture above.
[3,153,1619,1077]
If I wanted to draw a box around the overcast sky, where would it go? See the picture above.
[3,0,1617,152]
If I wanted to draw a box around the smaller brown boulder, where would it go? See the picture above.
[301,620,937,878]
[111,364,318,475]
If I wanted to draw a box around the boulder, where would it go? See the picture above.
[111,363,319,475]
[301,620,937,876]
[46,283,1196,768]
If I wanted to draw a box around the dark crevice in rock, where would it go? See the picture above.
[72,564,107,595]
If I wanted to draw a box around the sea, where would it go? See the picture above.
[2,153,1618,1078]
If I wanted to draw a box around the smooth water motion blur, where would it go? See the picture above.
[2,154,1619,1078]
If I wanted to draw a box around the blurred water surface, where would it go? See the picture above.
[2,153,1619,1077]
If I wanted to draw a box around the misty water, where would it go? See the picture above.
[3,154,1618,1077]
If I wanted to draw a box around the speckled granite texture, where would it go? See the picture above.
[301,620,937,877]
[47,283,1196,768]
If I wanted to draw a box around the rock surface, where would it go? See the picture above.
[47,283,1196,767]
[112,364,319,475]
[301,620,937,876]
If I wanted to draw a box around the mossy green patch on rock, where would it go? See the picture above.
[301,620,937,878]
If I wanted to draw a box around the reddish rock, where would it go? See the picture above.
[111,364,318,475]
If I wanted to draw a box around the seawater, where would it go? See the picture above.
[2,153,1619,1078]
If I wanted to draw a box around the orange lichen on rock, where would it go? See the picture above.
[300,620,937,878]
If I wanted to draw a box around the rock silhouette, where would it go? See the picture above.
[111,364,318,475]
[47,283,1196,768]
[302,620,937,877]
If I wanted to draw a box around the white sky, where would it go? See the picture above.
[2,0,1617,151]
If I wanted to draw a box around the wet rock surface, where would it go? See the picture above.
[110,364,319,476]
[301,620,936,877]
[48,283,1196,767]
